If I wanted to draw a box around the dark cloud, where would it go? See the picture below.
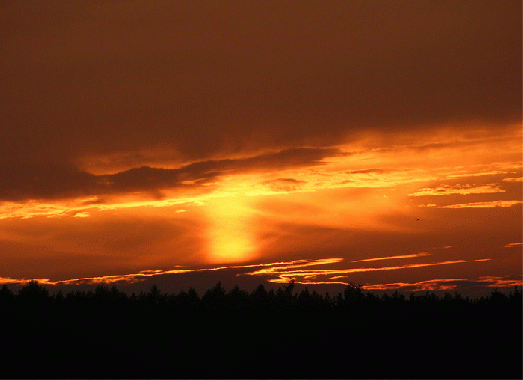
[0,147,340,201]
[0,162,98,200]
[346,169,393,175]
[1,0,520,175]
[262,178,307,192]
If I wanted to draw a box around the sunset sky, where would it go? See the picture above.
[1,0,521,295]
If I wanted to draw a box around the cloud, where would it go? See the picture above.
[0,162,99,201]
[362,275,523,292]
[504,242,523,248]
[0,248,517,296]
[0,258,340,287]
[0,256,467,288]
[362,278,467,292]
[0,147,341,202]
[242,258,467,285]
[409,184,505,196]
[0,256,471,292]
[476,276,523,288]
[346,169,393,175]
[1,0,520,175]
[262,178,307,192]
[351,252,430,262]
[0,196,203,220]
[438,200,522,209]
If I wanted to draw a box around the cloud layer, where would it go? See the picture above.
[1,0,521,171]
[0,1,520,295]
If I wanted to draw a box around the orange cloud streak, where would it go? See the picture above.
[477,276,523,287]
[242,259,468,286]
[504,242,522,248]
[0,257,513,294]
[409,184,505,196]
[352,252,430,262]
[439,200,522,209]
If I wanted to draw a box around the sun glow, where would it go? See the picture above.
[205,193,258,263]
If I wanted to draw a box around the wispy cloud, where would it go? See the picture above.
[0,257,467,288]
[362,275,522,291]
[445,170,510,179]
[409,184,505,196]
[0,268,193,286]
[242,259,467,285]
[504,242,522,248]
[476,276,523,287]
[2,257,516,294]
[351,252,430,262]
[0,259,340,287]
[0,196,205,220]
[438,200,522,209]
[362,278,467,291]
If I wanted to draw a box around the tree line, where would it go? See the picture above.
[0,281,521,378]
[2,280,521,310]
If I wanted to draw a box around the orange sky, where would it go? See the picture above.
[0,1,521,295]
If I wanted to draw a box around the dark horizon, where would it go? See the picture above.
[2,265,521,299]
[1,280,521,378]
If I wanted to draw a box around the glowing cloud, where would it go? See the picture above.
[362,278,467,291]
[477,276,523,288]
[352,252,430,262]
[504,242,522,248]
[439,200,522,209]
[242,259,467,286]
[409,184,505,196]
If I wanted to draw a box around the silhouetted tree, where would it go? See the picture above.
[226,284,249,310]
[284,279,295,300]
[391,290,405,302]
[343,282,363,306]
[251,283,268,309]
[202,281,226,310]
[54,290,65,302]
[0,284,14,305]
[17,280,50,306]
[297,287,311,309]
[147,284,161,306]
[489,288,508,305]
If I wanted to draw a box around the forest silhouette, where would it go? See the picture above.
[0,280,521,379]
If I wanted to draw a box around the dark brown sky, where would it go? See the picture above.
[2,1,520,173]
[0,1,521,294]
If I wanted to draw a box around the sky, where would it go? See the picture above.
[1,0,521,296]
